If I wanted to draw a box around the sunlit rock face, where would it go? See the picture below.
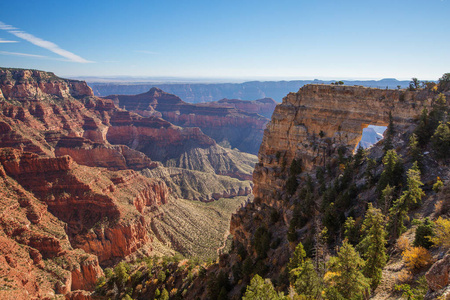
[253,84,434,201]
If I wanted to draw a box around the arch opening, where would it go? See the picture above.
[356,125,387,150]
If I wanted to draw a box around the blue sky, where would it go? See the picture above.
[0,0,449,80]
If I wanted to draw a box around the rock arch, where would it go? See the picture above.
[254,84,435,199]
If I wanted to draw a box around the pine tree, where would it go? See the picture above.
[380,184,395,215]
[358,204,387,289]
[288,242,306,283]
[343,216,359,246]
[383,111,395,152]
[377,149,404,196]
[325,241,370,299]
[160,288,169,300]
[242,275,287,300]
[431,122,450,159]
[114,261,129,287]
[413,217,434,249]
[415,108,431,146]
[388,162,425,239]
[292,259,323,299]
[408,133,423,170]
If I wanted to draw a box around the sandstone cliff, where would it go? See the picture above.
[220,84,449,299]
[0,161,103,299]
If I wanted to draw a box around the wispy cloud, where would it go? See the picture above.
[0,38,18,43]
[0,21,93,63]
[134,50,159,55]
[0,51,47,58]
[0,50,69,61]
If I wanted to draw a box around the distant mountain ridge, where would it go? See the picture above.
[104,87,274,154]
[89,78,412,103]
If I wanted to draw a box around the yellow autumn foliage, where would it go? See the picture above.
[402,246,432,271]
[427,217,450,248]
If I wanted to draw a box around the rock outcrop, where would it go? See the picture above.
[0,163,104,299]
[426,253,450,292]
[0,148,169,264]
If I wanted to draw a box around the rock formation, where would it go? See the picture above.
[0,161,103,299]
[0,67,257,297]
[253,84,434,201]
[105,88,270,154]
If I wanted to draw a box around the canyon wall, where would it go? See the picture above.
[105,88,270,154]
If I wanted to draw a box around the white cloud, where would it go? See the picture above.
[0,21,93,63]
[0,38,18,43]
[0,51,47,58]
[0,51,70,62]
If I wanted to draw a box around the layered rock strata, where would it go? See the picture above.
[105,88,270,154]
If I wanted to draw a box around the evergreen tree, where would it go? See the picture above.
[288,242,306,283]
[292,259,323,299]
[388,162,425,239]
[325,241,370,299]
[413,218,434,249]
[242,275,287,300]
[343,216,359,246]
[380,184,395,215]
[429,93,448,130]
[160,288,169,300]
[431,122,450,159]
[408,133,423,170]
[114,261,129,287]
[358,204,387,289]
[377,149,404,196]
[353,146,366,167]
[415,108,431,146]
[383,111,395,151]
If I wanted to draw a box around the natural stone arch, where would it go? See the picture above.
[253,84,435,199]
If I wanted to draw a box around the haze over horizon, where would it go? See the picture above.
[1,0,449,81]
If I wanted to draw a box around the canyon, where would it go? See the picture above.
[104,88,276,154]
[0,68,257,298]
[1,67,448,299]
